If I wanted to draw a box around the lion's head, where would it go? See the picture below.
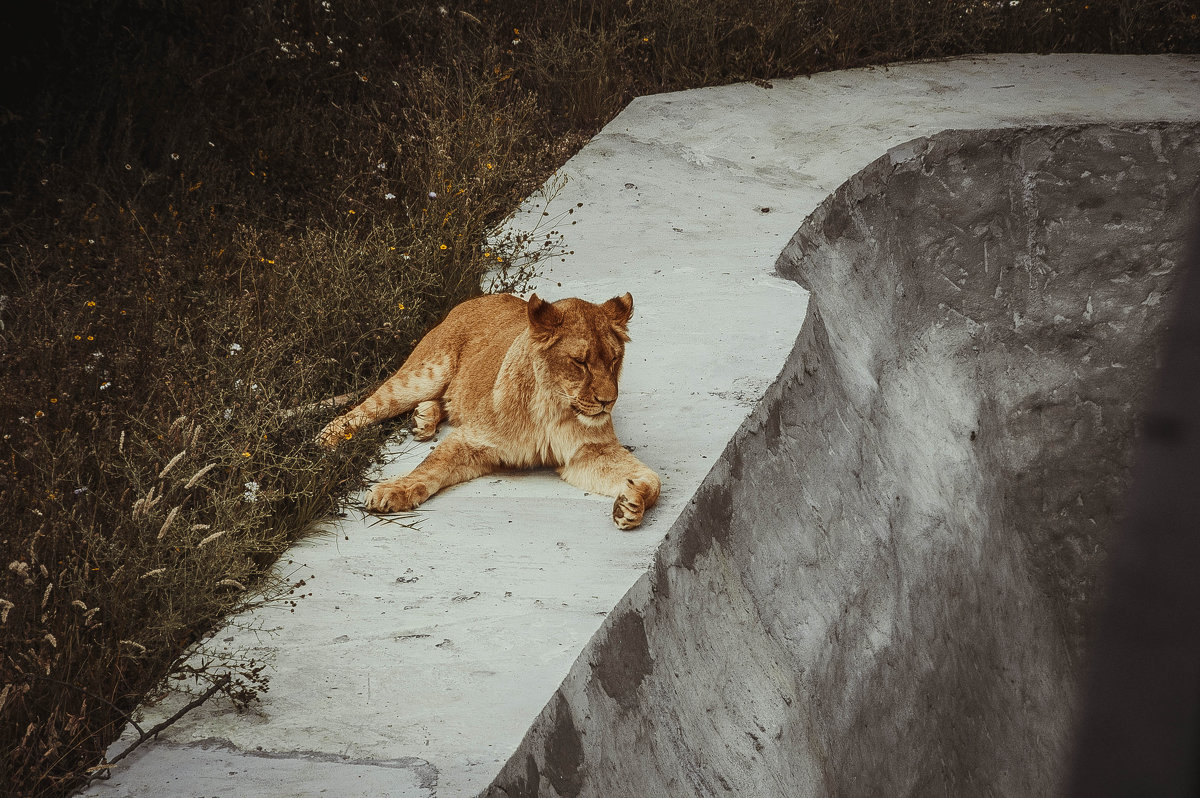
[527,292,634,426]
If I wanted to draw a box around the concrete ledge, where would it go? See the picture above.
[82,55,1200,798]
[487,121,1199,796]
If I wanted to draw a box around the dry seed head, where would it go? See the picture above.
[41,583,53,609]
[84,607,100,624]
[0,684,10,710]
[140,568,166,579]
[168,414,187,438]
[217,578,246,591]
[184,462,218,489]
[158,449,188,478]
[157,505,181,539]
[190,422,203,448]
[0,598,13,624]
[39,563,48,578]
[119,639,147,653]
[72,600,88,611]
[198,530,226,547]
[43,632,57,648]
[119,430,125,453]
[190,523,211,531]
[132,484,157,519]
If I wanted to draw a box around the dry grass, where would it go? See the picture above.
[1,0,1196,794]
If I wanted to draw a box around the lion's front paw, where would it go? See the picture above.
[612,487,646,530]
[365,479,430,513]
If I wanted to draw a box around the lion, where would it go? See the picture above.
[317,292,660,529]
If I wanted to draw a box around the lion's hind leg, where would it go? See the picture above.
[316,353,452,448]
[364,430,497,513]
[411,400,443,441]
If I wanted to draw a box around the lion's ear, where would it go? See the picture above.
[602,292,634,328]
[527,293,563,338]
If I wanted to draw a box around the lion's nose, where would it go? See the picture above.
[597,397,615,411]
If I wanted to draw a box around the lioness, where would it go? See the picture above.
[318,292,660,529]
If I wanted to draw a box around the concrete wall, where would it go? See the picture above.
[484,123,1200,797]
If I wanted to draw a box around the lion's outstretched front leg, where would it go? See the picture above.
[365,430,496,513]
[559,442,661,529]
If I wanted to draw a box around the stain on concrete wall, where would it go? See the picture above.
[484,123,1200,798]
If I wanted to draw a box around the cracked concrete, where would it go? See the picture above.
[81,55,1200,798]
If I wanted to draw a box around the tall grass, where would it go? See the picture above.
[1,0,1196,794]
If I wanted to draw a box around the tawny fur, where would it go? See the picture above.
[317,292,661,529]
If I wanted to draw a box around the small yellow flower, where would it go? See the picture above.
[86,301,97,307]
[483,252,492,258]
[50,398,57,404]
[74,335,81,340]
[35,411,45,418]
[486,163,494,169]
[439,244,448,250]
[87,335,94,341]
[398,302,405,310]
[242,451,251,458]
[343,432,353,440]
[348,209,356,215]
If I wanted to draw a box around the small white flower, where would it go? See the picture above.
[88,238,95,244]
[384,192,396,200]
[229,343,242,355]
[170,153,180,161]
[222,408,233,421]
[438,5,448,15]
[428,191,437,199]
[512,38,521,45]
[91,351,103,359]
[250,383,259,391]
[233,379,243,388]
[242,481,260,503]
[377,162,387,171]
[99,381,111,390]
[74,486,88,495]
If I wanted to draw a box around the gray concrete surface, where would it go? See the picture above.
[81,54,1200,798]
[487,121,1200,797]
